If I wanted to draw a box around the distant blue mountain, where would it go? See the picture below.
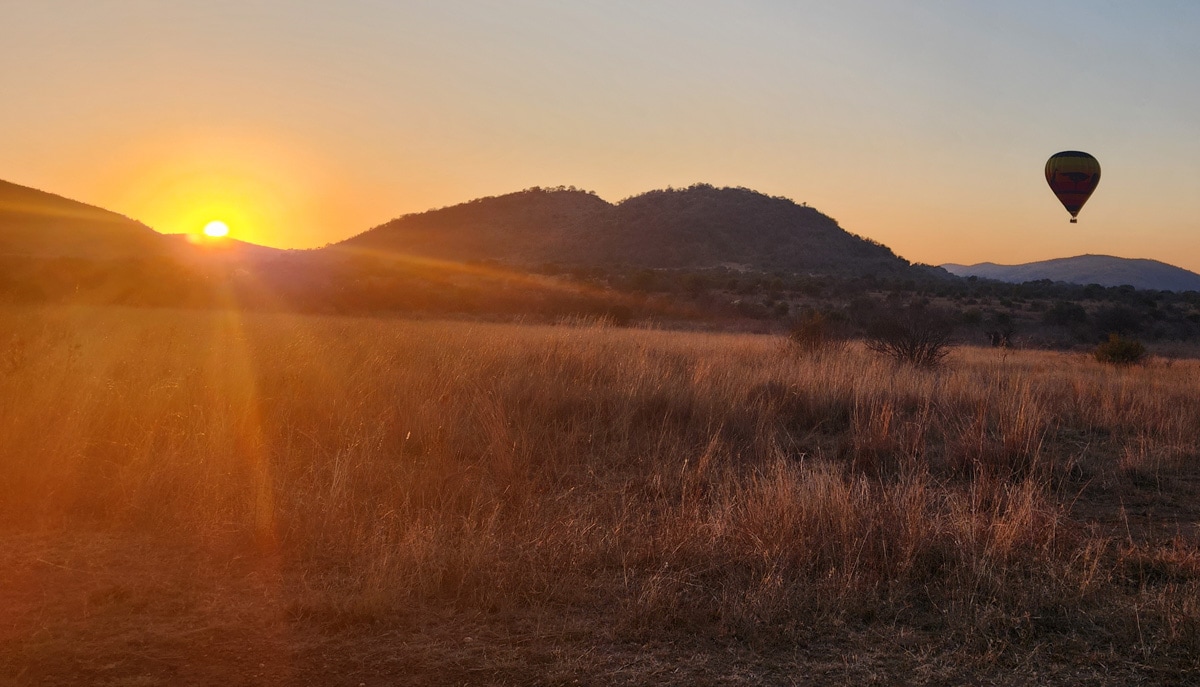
[941,254,1200,293]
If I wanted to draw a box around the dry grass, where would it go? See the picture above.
[2,305,1199,684]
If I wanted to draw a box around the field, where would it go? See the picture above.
[2,306,1199,686]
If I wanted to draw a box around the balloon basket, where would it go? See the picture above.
[1070,218,1077,223]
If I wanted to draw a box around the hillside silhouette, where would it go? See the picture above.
[161,233,285,264]
[0,179,167,258]
[339,184,915,277]
[942,255,1200,293]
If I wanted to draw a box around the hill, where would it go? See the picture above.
[338,184,916,277]
[942,254,1200,293]
[0,179,168,258]
[161,233,287,264]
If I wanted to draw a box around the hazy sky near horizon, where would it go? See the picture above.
[4,1,1199,269]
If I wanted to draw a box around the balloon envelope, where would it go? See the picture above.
[1045,151,1100,222]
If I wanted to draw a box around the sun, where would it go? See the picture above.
[203,220,230,238]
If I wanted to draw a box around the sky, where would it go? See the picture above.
[3,1,1199,270]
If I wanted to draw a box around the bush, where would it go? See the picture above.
[864,304,955,368]
[787,310,841,353]
[959,308,982,325]
[1094,333,1146,365]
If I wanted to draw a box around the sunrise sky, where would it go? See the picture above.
[4,1,1199,270]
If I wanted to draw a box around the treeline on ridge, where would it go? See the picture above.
[3,251,1200,350]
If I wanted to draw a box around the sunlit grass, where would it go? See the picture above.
[2,305,1198,680]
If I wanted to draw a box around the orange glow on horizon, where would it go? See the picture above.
[93,130,370,250]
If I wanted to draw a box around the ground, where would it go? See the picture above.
[1,308,1198,685]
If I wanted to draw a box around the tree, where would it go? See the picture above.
[1043,300,1088,327]
[984,310,1015,348]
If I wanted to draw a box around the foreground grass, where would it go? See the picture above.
[2,306,1198,685]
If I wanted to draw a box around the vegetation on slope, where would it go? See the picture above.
[4,178,1200,353]
[0,179,167,258]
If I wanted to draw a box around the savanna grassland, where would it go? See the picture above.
[2,306,1199,686]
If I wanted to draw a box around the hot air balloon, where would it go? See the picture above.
[1045,151,1100,223]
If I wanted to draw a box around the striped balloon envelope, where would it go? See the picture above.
[1045,151,1100,223]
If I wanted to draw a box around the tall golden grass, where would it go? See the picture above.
[2,306,1198,664]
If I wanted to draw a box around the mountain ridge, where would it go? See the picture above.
[941,254,1200,293]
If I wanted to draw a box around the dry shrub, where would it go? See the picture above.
[864,304,956,368]
[786,310,846,356]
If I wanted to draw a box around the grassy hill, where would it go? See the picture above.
[339,184,917,277]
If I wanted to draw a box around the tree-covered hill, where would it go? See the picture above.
[337,184,919,278]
